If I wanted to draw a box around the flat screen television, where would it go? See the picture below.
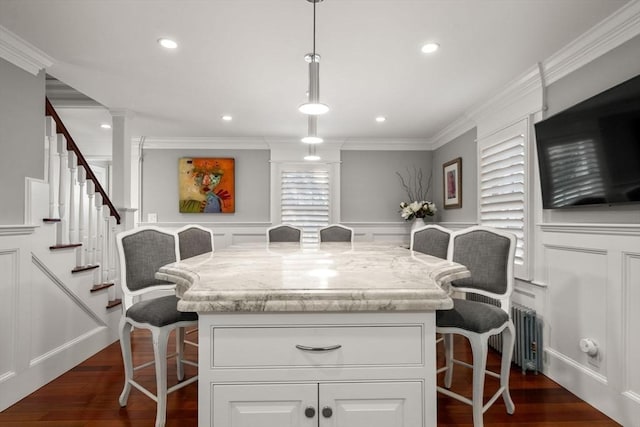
[534,73,640,209]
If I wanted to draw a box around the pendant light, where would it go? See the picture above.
[299,0,329,115]
[301,115,323,144]
[304,144,321,161]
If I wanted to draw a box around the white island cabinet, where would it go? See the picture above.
[156,242,470,427]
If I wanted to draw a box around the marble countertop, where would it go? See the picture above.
[156,242,470,313]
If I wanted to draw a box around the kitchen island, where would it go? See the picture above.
[156,242,469,427]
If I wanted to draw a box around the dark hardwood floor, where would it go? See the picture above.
[0,330,620,426]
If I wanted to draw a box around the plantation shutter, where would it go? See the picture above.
[281,169,330,243]
[479,132,526,270]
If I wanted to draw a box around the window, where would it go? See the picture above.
[478,120,529,278]
[280,169,330,243]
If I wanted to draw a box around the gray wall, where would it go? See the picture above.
[141,149,270,223]
[432,128,477,224]
[341,150,433,222]
[543,34,640,224]
[0,58,45,224]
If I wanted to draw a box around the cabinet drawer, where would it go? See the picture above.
[212,325,423,367]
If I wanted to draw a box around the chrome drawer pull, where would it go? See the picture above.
[295,344,342,352]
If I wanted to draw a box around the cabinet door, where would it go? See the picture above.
[213,383,317,427]
[319,382,423,427]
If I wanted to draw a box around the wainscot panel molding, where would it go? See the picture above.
[540,227,640,426]
[540,222,640,236]
[0,225,37,236]
[0,182,120,411]
[436,221,478,231]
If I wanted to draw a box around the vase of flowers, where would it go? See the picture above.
[396,167,437,232]
[400,201,437,232]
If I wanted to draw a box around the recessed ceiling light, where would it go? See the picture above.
[158,38,178,49]
[375,116,386,123]
[100,123,111,129]
[221,115,233,121]
[421,42,440,54]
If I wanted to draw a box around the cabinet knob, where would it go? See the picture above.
[304,406,316,418]
[322,406,333,418]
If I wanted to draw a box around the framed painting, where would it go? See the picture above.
[443,157,462,209]
[179,157,235,213]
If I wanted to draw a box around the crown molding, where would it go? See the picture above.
[429,115,476,150]
[341,138,431,151]
[466,66,543,125]
[542,0,640,85]
[433,1,640,147]
[0,25,52,76]
[141,136,270,150]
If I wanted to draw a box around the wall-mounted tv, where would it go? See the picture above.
[534,73,640,209]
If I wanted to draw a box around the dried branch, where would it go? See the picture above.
[396,167,432,201]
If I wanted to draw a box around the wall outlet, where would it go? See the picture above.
[147,213,157,223]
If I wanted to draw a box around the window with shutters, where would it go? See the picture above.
[280,169,330,244]
[479,120,529,278]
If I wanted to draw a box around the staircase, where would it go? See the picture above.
[0,99,124,411]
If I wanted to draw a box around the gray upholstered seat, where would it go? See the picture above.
[436,226,516,427]
[267,224,302,242]
[410,224,451,259]
[116,226,198,427]
[177,224,214,259]
[319,224,354,242]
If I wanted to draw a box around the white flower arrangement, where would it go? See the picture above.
[399,200,436,220]
[396,167,436,221]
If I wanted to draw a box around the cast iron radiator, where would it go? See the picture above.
[466,293,543,374]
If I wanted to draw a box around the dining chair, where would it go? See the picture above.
[410,224,451,259]
[266,224,302,242]
[116,226,198,427]
[319,223,354,242]
[436,225,517,427]
[175,224,214,348]
[176,224,214,259]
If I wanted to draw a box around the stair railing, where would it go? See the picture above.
[44,97,121,306]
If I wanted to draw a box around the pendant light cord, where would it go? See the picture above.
[313,0,316,59]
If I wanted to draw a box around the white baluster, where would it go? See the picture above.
[102,208,111,285]
[109,217,119,302]
[87,179,96,266]
[56,135,69,245]
[77,167,87,267]
[45,117,59,219]
[68,151,78,244]
[95,193,104,283]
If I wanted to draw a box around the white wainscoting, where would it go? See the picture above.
[0,202,120,411]
[538,224,640,426]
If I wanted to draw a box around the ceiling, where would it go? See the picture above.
[0,0,630,154]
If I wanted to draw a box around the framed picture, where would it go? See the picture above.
[443,157,462,209]
[179,157,235,213]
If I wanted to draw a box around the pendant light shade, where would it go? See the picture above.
[304,144,321,161]
[301,115,324,144]
[299,0,329,115]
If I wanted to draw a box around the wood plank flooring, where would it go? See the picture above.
[0,330,621,426]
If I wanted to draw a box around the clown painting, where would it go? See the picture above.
[179,158,235,213]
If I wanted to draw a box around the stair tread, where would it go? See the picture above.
[43,218,61,223]
[72,264,100,273]
[106,299,122,309]
[50,243,82,250]
[90,282,115,292]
